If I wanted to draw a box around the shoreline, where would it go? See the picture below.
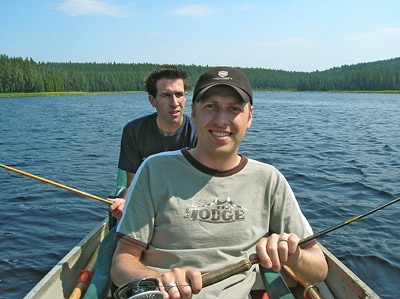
[1,89,399,98]
[0,91,143,98]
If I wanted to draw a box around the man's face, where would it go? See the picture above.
[149,78,186,133]
[191,86,253,159]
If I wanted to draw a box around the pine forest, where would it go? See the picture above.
[1,54,399,94]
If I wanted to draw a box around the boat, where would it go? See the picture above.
[24,217,380,299]
[2,164,379,298]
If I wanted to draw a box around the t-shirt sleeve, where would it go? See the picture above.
[118,124,143,173]
[268,170,314,239]
[116,160,154,249]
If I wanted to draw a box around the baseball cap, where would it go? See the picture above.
[192,67,253,105]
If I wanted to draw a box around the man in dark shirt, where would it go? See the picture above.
[109,65,197,219]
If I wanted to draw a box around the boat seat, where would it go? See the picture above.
[109,168,127,199]
[108,168,127,228]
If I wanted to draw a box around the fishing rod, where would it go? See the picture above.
[299,196,400,245]
[246,196,400,267]
[0,163,113,205]
[5,159,392,298]
[2,163,398,240]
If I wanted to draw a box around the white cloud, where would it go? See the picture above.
[232,4,254,11]
[168,5,215,17]
[57,0,131,18]
[347,27,400,41]
[248,37,313,49]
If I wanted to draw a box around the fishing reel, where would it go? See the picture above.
[114,278,163,299]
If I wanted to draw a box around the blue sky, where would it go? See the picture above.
[1,0,399,71]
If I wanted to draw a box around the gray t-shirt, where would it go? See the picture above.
[116,149,313,298]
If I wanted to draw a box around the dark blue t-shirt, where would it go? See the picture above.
[118,113,198,173]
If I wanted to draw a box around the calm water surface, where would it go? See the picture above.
[0,92,399,298]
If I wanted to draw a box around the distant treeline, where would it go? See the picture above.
[1,54,400,93]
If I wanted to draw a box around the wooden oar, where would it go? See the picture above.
[0,164,113,205]
[282,265,322,299]
[69,246,99,299]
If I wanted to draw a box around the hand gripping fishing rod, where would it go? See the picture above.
[0,164,113,205]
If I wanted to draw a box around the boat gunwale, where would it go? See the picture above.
[24,218,109,299]
[318,243,380,298]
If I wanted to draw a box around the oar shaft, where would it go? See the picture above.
[0,164,113,205]
[299,196,400,245]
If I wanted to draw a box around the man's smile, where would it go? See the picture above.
[211,131,231,138]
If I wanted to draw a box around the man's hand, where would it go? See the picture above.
[158,268,202,299]
[251,232,328,283]
[253,233,300,272]
[108,197,125,220]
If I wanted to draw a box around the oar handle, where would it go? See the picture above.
[282,265,321,299]
[201,259,253,287]
[69,247,99,299]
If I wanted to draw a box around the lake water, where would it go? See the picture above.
[0,92,399,298]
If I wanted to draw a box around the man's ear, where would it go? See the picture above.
[148,95,156,107]
[191,102,195,120]
[247,106,253,129]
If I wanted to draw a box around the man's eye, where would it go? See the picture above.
[231,106,241,112]
[158,92,186,99]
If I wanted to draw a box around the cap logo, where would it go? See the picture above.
[218,71,228,78]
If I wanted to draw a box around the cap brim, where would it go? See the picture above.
[194,84,251,103]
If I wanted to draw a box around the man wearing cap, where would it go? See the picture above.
[111,67,328,298]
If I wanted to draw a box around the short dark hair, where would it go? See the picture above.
[145,65,189,98]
